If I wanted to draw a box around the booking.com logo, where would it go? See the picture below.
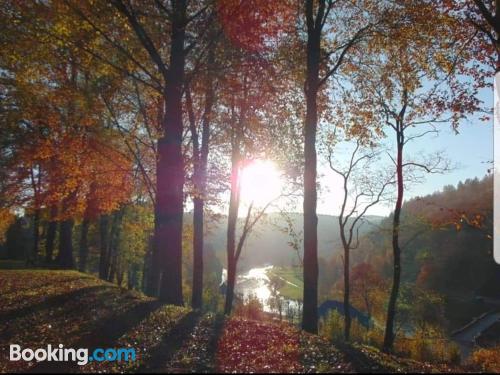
[10,344,136,366]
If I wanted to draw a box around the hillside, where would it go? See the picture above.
[351,175,498,330]
[0,270,468,373]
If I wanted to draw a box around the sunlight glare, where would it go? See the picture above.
[240,160,283,207]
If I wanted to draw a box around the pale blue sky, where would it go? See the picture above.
[220,82,494,219]
[318,87,494,217]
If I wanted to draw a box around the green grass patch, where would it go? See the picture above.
[267,266,303,301]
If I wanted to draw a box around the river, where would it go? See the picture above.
[221,265,301,317]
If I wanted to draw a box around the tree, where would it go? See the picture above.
[342,1,480,350]
[184,38,218,309]
[211,13,291,313]
[300,0,379,333]
[0,1,134,269]
[220,63,279,314]
[326,138,393,340]
[350,262,385,323]
[106,0,216,303]
[44,206,58,263]
[268,274,286,320]
[445,0,499,73]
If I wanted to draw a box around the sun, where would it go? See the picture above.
[240,160,283,207]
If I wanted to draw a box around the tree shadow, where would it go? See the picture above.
[202,314,225,373]
[28,299,163,373]
[336,343,391,373]
[0,285,115,324]
[137,311,201,373]
[0,275,96,296]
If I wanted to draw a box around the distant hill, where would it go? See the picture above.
[188,212,383,270]
[352,174,498,329]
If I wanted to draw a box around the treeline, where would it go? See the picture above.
[0,0,496,353]
[359,175,494,296]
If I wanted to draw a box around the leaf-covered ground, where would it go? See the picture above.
[0,270,190,373]
[216,317,355,373]
[338,344,466,373]
[0,270,473,373]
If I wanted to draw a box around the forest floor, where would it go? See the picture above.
[0,270,473,373]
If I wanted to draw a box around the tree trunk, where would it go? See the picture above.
[45,205,58,263]
[343,245,351,341]
[78,218,90,272]
[108,261,115,282]
[302,6,321,333]
[57,219,74,268]
[29,208,41,265]
[107,208,124,282]
[224,259,237,315]
[98,214,110,280]
[339,192,351,341]
[191,48,215,310]
[224,149,241,315]
[116,263,124,287]
[128,263,139,290]
[383,129,404,352]
[156,0,187,305]
[192,198,204,309]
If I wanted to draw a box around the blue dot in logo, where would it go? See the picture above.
[89,356,93,362]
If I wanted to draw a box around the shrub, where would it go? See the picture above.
[234,293,264,320]
[468,346,500,372]
[395,327,461,364]
[320,310,372,344]
[320,310,344,342]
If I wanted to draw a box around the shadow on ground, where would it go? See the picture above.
[336,343,391,373]
[29,300,163,373]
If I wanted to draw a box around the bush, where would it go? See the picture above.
[320,310,344,342]
[395,327,461,364]
[319,310,372,344]
[365,327,385,348]
[234,293,264,320]
[468,346,500,372]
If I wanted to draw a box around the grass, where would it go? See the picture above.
[267,266,303,301]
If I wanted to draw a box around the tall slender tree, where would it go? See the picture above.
[110,0,213,303]
[301,0,375,333]
[326,138,393,340]
[185,43,217,310]
[341,2,481,349]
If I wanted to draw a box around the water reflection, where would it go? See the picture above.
[221,265,302,321]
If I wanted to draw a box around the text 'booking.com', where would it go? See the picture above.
[9,344,136,366]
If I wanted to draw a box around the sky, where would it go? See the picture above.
[317,88,494,217]
[224,80,494,219]
[235,102,493,219]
